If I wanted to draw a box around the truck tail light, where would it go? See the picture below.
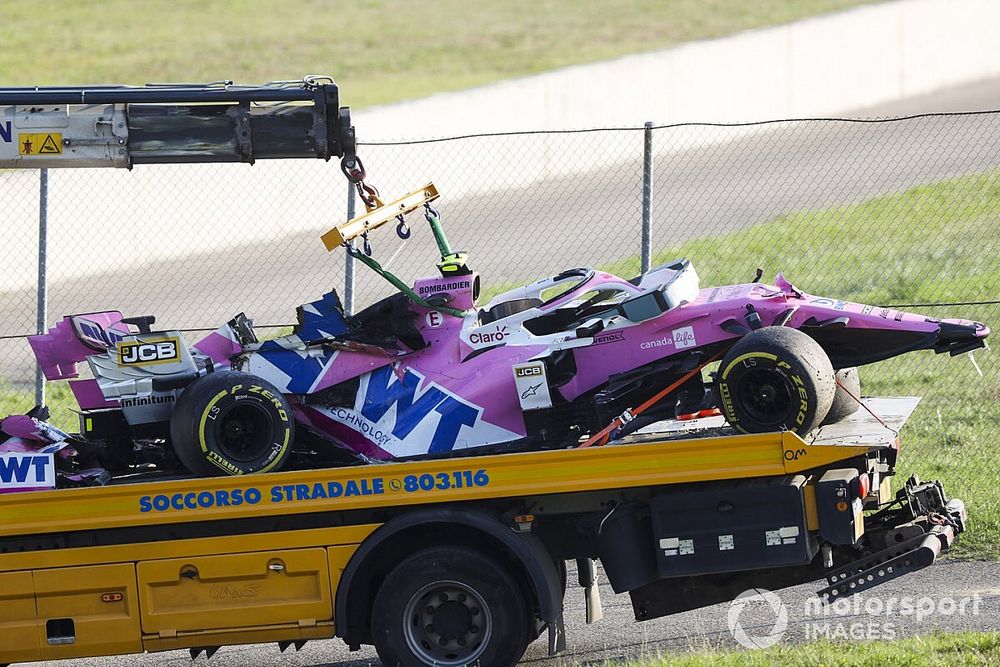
[852,473,871,500]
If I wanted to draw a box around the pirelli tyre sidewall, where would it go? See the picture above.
[717,327,835,437]
[170,371,294,477]
[822,366,862,425]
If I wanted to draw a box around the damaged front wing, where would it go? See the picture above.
[818,476,966,601]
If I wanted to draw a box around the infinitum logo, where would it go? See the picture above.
[727,588,788,649]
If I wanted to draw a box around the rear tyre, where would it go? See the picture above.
[822,367,862,425]
[372,546,533,667]
[716,327,835,436]
[170,371,293,476]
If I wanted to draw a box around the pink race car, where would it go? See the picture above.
[5,185,989,482]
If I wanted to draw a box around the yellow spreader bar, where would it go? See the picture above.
[321,182,439,250]
[0,431,879,539]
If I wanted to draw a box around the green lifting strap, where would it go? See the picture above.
[350,250,466,319]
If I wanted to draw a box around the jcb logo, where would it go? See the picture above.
[118,338,180,366]
[514,364,544,378]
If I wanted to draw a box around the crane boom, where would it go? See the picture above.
[0,77,355,168]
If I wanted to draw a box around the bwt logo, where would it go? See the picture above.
[0,453,56,490]
[118,338,180,366]
[360,366,479,453]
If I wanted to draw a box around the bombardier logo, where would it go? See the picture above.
[118,338,180,366]
[419,280,471,296]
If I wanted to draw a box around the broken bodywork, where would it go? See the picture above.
[6,184,989,485]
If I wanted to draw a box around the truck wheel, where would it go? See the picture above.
[717,327,834,436]
[822,367,862,425]
[372,546,532,667]
[170,371,293,476]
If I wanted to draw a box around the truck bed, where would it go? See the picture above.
[0,398,916,542]
[626,396,918,447]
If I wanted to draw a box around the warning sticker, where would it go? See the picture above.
[19,133,63,156]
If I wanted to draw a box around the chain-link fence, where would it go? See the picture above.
[1,111,997,551]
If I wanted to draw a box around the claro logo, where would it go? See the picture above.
[469,325,509,347]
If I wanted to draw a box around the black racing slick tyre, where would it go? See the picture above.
[822,367,862,425]
[372,546,533,667]
[170,371,293,477]
[717,327,835,436]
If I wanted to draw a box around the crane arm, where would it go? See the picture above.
[0,77,355,169]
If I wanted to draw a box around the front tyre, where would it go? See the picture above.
[372,546,533,667]
[170,371,293,476]
[717,327,835,436]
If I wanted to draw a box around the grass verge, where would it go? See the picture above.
[622,631,1000,666]
[630,169,1000,558]
[1,0,870,108]
[498,168,999,556]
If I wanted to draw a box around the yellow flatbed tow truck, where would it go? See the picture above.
[0,397,966,667]
[0,79,967,667]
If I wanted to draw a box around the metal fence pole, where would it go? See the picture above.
[344,182,356,315]
[641,121,654,275]
[34,168,49,406]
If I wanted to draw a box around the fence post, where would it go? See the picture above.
[34,168,49,406]
[641,121,654,275]
[344,181,356,315]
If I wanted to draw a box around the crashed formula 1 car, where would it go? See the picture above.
[3,183,989,485]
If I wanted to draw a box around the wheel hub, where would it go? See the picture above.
[737,369,793,423]
[215,403,271,462]
[403,581,492,666]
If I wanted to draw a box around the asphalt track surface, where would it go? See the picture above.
[37,560,1000,667]
[19,79,1000,666]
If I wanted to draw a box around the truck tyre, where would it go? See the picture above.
[822,367,862,425]
[170,371,293,476]
[372,546,533,667]
[717,327,835,436]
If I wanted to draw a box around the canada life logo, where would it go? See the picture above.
[673,326,697,349]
